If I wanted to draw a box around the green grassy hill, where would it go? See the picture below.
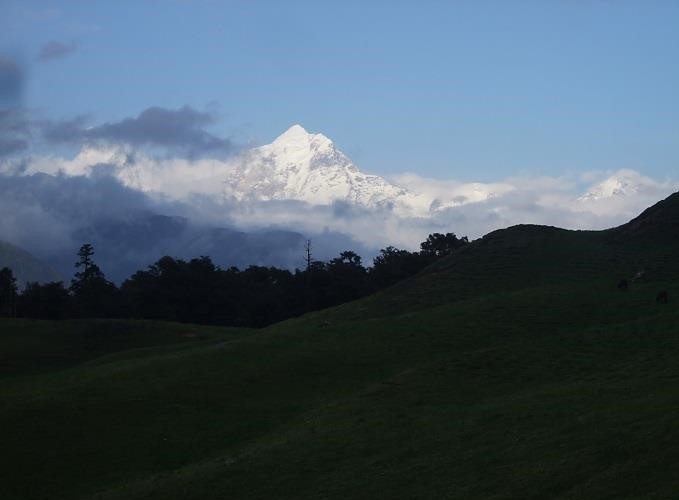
[1,193,679,499]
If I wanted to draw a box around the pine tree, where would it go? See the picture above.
[70,243,117,317]
[71,244,106,292]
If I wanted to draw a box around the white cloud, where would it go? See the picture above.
[3,146,678,251]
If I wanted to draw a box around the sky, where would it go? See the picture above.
[2,0,679,181]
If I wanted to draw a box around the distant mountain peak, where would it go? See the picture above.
[270,124,334,153]
[275,124,309,139]
[579,170,647,201]
[223,125,430,214]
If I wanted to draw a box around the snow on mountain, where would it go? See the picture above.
[223,124,431,215]
[22,124,667,223]
[574,169,679,218]
[6,123,679,250]
[13,124,512,217]
[578,169,648,201]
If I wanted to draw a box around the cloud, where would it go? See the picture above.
[40,115,88,142]
[37,41,77,62]
[7,137,679,253]
[0,171,154,260]
[0,55,25,106]
[3,110,678,271]
[0,168,364,282]
[210,170,679,251]
[42,106,234,157]
[396,171,679,236]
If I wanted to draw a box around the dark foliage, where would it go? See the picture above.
[18,282,71,319]
[0,266,18,317]
[370,246,429,289]
[420,232,468,258]
[11,233,468,327]
[70,243,118,317]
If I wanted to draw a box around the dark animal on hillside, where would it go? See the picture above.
[656,291,669,304]
[617,279,629,291]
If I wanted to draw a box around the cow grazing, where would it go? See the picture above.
[617,279,629,291]
[656,291,669,304]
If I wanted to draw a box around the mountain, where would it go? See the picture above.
[32,125,675,238]
[13,124,678,256]
[4,192,679,500]
[52,125,435,216]
[0,240,61,286]
[55,214,312,282]
[579,169,665,201]
[353,189,679,318]
[613,190,679,241]
[223,124,432,215]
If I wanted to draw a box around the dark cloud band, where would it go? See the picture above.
[37,41,77,62]
[42,106,233,157]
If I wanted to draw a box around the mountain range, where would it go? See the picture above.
[56,124,673,217]
[3,124,678,283]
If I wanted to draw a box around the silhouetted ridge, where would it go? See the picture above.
[368,195,679,317]
[615,191,679,238]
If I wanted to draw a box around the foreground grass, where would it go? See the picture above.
[1,276,678,499]
[0,318,249,376]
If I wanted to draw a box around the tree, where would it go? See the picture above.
[420,232,468,259]
[304,239,313,272]
[18,281,71,319]
[326,250,368,304]
[329,250,363,268]
[70,244,117,317]
[0,267,18,317]
[76,244,95,272]
[370,246,424,289]
[71,243,105,291]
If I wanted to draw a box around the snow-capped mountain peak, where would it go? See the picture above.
[262,123,349,172]
[223,124,428,213]
[271,124,314,144]
[579,170,649,201]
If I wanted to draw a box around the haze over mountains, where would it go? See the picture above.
[2,122,678,282]
[0,240,60,285]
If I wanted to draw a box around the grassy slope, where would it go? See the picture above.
[2,194,679,499]
[0,319,248,375]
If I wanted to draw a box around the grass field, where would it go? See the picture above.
[1,194,678,499]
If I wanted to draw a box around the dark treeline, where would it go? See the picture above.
[0,233,468,327]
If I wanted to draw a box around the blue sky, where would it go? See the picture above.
[3,0,679,181]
